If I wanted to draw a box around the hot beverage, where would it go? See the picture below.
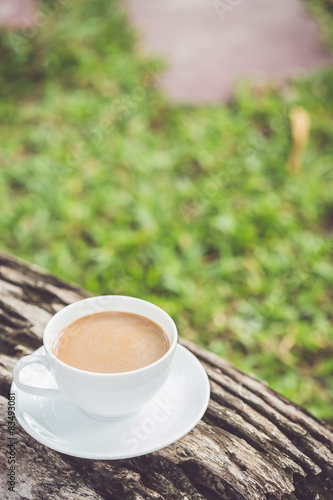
[52,311,170,373]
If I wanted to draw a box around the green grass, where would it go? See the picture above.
[1,0,333,422]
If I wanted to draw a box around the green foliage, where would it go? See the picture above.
[1,0,333,422]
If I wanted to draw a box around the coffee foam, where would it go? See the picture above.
[52,311,170,373]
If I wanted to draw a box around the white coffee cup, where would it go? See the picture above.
[13,296,178,420]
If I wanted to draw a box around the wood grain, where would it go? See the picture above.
[0,252,333,499]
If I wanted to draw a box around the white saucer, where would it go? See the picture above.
[11,344,210,460]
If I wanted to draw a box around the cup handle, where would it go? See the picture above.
[13,354,63,398]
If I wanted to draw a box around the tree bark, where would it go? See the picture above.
[0,252,333,500]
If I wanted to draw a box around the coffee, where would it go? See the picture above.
[52,311,170,373]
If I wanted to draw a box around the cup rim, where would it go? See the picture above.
[43,295,178,377]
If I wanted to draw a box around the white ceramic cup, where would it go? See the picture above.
[13,296,178,420]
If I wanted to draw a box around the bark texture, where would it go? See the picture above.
[0,252,333,500]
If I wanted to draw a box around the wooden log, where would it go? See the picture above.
[0,252,333,500]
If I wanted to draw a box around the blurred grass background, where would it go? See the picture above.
[1,0,333,422]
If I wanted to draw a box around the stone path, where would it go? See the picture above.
[0,0,332,103]
[0,0,35,28]
[126,0,333,102]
